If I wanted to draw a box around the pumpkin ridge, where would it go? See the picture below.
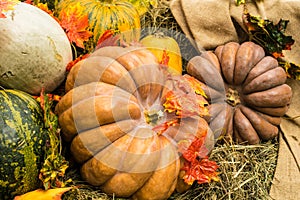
[239,105,278,141]
[70,119,137,164]
[233,42,265,85]
[256,111,281,126]
[132,136,180,199]
[243,84,292,108]
[242,56,278,86]
[242,66,287,94]
[253,106,289,117]
[58,95,142,142]
[233,107,260,144]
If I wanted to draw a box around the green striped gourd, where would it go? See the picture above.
[0,89,45,199]
[57,0,141,51]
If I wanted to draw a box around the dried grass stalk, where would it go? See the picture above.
[169,139,278,200]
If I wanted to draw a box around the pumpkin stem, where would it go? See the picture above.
[99,0,114,4]
[144,109,164,125]
[154,32,166,38]
[225,88,241,107]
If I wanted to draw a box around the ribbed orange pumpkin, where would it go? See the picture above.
[186,41,292,144]
[55,45,215,199]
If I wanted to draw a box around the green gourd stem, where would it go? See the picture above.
[99,0,114,4]
[154,32,166,39]
[144,109,164,125]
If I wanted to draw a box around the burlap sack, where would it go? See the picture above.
[170,0,300,64]
[170,0,300,199]
[271,78,300,200]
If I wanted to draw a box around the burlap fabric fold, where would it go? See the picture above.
[170,0,300,64]
[170,0,300,199]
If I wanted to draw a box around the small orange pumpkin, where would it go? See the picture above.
[140,32,183,75]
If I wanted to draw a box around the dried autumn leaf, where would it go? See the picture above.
[182,157,219,185]
[183,74,207,98]
[243,8,295,59]
[36,3,54,16]
[177,129,219,185]
[278,59,300,80]
[0,0,18,18]
[59,2,93,49]
[242,7,300,80]
[152,118,180,135]
[36,89,71,190]
[235,0,245,6]
[95,30,121,49]
[163,76,209,118]
[66,53,90,71]
[23,0,33,4]
[178,136,209,162]
[14,187,73,200]
[159,49,170,66]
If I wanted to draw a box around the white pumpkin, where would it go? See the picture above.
[0,2,72,95]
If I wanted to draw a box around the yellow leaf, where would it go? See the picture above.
[14,187,73,200]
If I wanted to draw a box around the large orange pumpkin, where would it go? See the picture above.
[55,45,217,199]
[186,41,292,144]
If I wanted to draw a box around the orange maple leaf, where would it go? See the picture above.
[66,53,90,71]
[168,74,209,117]
[152,118,180,135]
[183,74,207,98]
[178,135,219,185]
[24,0,33,4]
[95,30,121,49]
[159,49,170,66]
[0,0,18,18]
[36,3,53,16]
[59,3,93,49]
[182,157,219,185]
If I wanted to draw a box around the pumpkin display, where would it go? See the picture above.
[186,41,293,144]
[57,0,141,50]
[0,2,72,95]
[0,89,46,200]
[55,45,217,199]
[140,32,183,75]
